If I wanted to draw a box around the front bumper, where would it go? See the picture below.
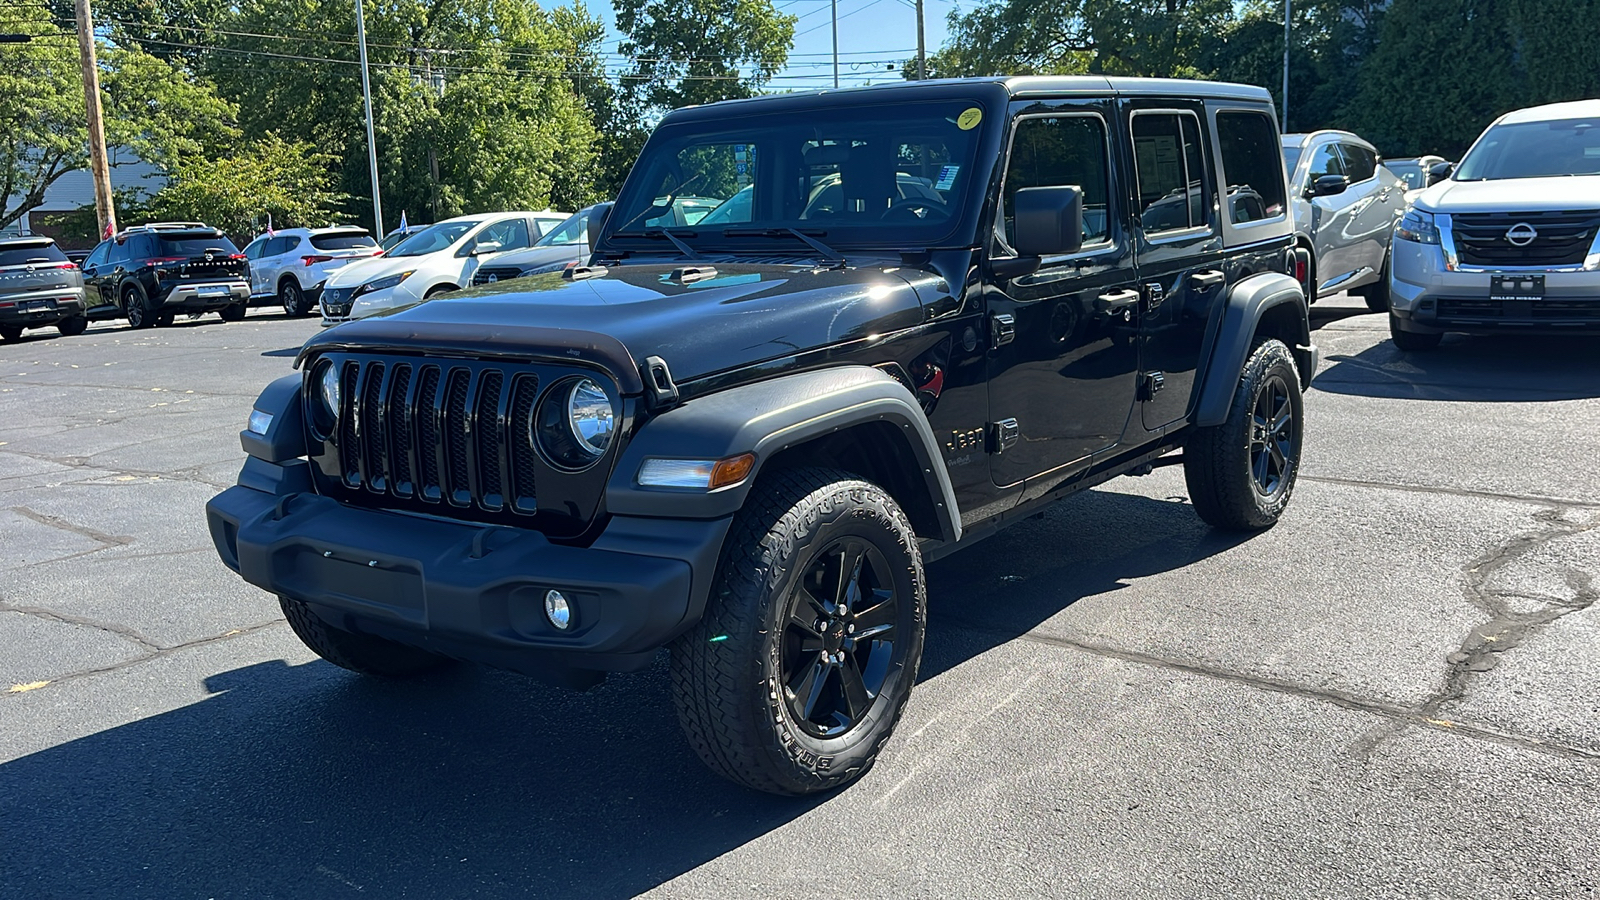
[0,289,85,327]
[1390,240,1600,335]
[157,280,251,311]
[207,458,731,676]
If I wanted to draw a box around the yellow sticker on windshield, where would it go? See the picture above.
[957,108,983,131]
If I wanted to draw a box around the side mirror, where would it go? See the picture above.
[1426,162,1452,186]
[587,207,611,254]
[471,241,503,257]
[1309,174,1351,198]
[1012,185,1085,258]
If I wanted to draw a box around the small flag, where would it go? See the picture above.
[102,219,115,240]
[397,211,408,233]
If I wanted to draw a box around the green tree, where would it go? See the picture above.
[149,134,346,238]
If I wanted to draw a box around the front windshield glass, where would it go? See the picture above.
[606,99,987,250]
[1281,145,1303,179]
[535,211,586,247]
[385,220,480,257]
[1456,118,1600,180]
[1387,160,1425,190]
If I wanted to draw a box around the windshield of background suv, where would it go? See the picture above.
[157,234,239,256]
[1455,118,1600,180]
[1387,160,1425,190]
[534,211,587,246]
[606,99,986,251]
[0,242,68,267]
[1281,145,1304,179]
[386,221,479,257]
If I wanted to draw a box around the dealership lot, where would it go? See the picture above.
[1,298,1597,898]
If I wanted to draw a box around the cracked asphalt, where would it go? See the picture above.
[2,297,1598,899]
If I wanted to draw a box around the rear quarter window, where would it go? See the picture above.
[1215,111,1287,223]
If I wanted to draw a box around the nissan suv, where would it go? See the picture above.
[81,223,251,328]
[0,236,89,341]
[208,77,1316,796]
[1389,99,1600,350]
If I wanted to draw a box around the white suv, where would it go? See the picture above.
[319,211,558,324]
[1388,99,1600,350]
[242,227,380,317]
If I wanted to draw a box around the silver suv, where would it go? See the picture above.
[0,236,88,341]
[1388,99,1600,350]
[1283,130,1408,312]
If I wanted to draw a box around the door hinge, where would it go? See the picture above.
[990,313,1016,348]
[988,418,1020,453]
[1143,283,1166,312]
[1139,371,1165,401]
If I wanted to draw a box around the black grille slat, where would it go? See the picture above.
[417,366,442,501]
[1454,210,1600,267]
[338,362,360,486]
[444,369,472,506]
[388,364,413,496]
[475,371,506,510]
[509,375,540,513]
[360,362,388,492]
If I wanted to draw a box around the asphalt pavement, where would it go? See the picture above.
[1,296,1597,899]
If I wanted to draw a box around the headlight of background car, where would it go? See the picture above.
[1395,209,1440,244]
[534,377,616,469]
[352,270,415,298]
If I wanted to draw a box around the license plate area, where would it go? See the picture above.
[1490,274,1544,301]
[197,285,230,297]
[22,300,55,312]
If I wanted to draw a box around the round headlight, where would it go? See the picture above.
[567,379,616,456]
[319,362,340,418]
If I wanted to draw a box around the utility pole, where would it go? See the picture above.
[355,0,384,235]
[916,0,926,80]
[830,0,839,88]
[1281,0,1290,129]
[74,0,116,238]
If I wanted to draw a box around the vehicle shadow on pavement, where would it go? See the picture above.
[0,492,1245,900]
[1312,333,1600,401]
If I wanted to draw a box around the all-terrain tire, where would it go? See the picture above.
[280,595,454,677]
[280,278,311,317]
[1389,311,1442,351]
[123,283,156,329]
[56,315,88,336]
[670,467,926,795]
[1184,338,1304,531]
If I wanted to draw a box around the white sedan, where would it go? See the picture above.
[319,211,561,323]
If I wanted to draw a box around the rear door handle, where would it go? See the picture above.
[1189,270,1225,290]
[1096,288,1140,321]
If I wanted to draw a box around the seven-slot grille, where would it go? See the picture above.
[1452,210,1600,268]
[328,358,540,514]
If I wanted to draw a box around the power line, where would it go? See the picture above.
[795,0,889,38]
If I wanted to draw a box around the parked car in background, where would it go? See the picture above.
[64,249,91,266]
[243,227,379,317]
[470,203,613,286]
[319,212,548,323]
[1282,130,1408,311]
[81,223,250,328]
[378,226,418,253]
[529,209,572,239]
[1386,155,1451,204]
[0,235,88,341]
[1388,99,1600,351]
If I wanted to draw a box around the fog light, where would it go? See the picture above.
[544,589,572,630]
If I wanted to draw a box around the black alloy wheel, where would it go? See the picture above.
[1248,373,1296,499]
[781,538,901,738]
[123,284,153,329]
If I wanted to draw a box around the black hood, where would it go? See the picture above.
[300,263,929,390]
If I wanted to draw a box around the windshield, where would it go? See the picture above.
[158,234,239,256]
[385,220,480,257]
[1456,118,1600,180]
[605,99,988,251]
[1386,160,1425,190]
[1281,145,1303,179]
[534,211,587,247]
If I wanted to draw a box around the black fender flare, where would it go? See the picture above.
[1194,272,1316,428]
[606,366,962,542]
[239,373,307,462]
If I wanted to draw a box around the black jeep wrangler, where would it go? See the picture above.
[207,77,1315,795]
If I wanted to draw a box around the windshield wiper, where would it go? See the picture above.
[612,228,705,260]
[721,227,845,266]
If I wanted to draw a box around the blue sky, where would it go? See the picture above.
[579,0,957,92]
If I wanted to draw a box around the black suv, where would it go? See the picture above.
[0,236,89,340]
[82,223,250,328]
[208,77,1316,795]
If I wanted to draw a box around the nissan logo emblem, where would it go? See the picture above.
[1505,223,1538,246]
[487,274,498,283]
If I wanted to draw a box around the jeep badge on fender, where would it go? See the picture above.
[207,76,1315,796]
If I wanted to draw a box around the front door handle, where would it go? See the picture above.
[1189,270,1225,291]
[1096,288,1140,321]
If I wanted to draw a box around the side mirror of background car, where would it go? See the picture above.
[1308,174,1351,198]
[1426,162,1453,186]
[470,241,503,257]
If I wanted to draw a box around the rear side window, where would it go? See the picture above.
[1215,111,1287,223]
[84,242,110,268]
[1132,111,1211,235]
[310,232,377,251]
[1000,114,1113,249]
[1341,144,1377,181]
[157,234,240,256]
[0,242,68,267]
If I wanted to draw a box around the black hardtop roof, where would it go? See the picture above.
[662,76,1275,123]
